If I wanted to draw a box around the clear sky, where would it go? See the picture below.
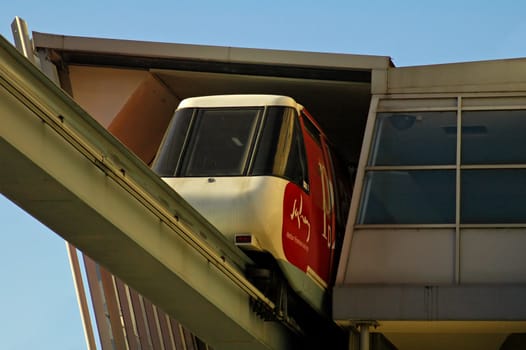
[1,1,526,349]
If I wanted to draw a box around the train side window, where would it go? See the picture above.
[301,112,322,145]
[286,117,309,191]
[324,144,353,235]
[251,107,309,191]
[152,108,193,176]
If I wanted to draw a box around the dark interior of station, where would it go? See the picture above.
[57,50,374,166]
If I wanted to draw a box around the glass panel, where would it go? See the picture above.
[251,107,290,175]
[301,113,321,145]
[462,110,526,164]
[283,122,308,188]
[180,108,259,176]
[461,169,526,223]
[359,170,456,224]
[152,109,192,176]
[251,107,308,188]
[370,112,457,166]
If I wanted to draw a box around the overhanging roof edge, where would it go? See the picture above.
[32,31,393,70]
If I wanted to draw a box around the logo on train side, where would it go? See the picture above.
[290,195,311,242]
[283,183,310,262]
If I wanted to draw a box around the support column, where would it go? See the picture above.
[359,324,370,350]
[349,321,377,350]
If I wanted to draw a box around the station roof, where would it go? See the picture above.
[383,57,526,94]
[32,31,392,72]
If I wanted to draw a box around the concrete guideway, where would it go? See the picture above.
[0,34,297,350]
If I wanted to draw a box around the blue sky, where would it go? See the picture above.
[1,1,526,349]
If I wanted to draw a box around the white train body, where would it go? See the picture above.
[162,176,288,260]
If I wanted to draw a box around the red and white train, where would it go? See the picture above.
[152,95,352,320]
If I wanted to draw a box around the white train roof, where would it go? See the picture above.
[177,94,304,113]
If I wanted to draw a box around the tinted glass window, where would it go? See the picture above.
[284,121,308,188]
[180,108,259,176]
[326,145,353,235]
[302,113,322,145]
[370,112,457,166]
[152,109,192,176]
[251,107,308,188]
[461,169,526,223]
[462,110,526,164]
[359,170,456,224]
[250,107,287,175]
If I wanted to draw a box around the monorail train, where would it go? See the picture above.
[152,94,352,322]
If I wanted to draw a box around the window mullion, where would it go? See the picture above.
[455,96,462,284]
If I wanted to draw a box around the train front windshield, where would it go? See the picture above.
[153,106,308,188]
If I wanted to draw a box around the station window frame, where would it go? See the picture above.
[355,94,526,229]
[344,93,526,284]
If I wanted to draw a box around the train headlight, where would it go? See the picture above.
[234,234,263,251]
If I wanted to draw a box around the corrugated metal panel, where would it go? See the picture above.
[143,298,163,349]
[114,278,139,350]
[99,269,127,349]
[169,318,187,350]
[83,255,210,350]
[83,256,114,350]
[156,308,175,350]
